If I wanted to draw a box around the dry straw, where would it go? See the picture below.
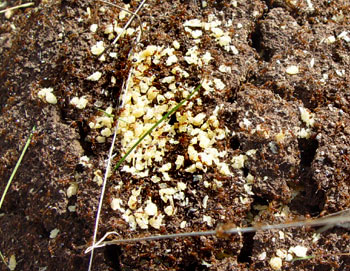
[88,1,148,270]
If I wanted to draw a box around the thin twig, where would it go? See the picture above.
[85,209,350,249]
[0,2,34,14]
[99,0,144,43]
[85,231,120,253]
[97,0,147,50]
[110,0,147,45]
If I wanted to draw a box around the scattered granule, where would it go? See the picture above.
[203,215,213,227]
[134,209,149,229]
[70,96,88,109]
[111,198,125,213]
[164,205,174,216]
[183,18,202,27]
[128,195,138,210]
[166,55,178,66]
[96,136,105,143]
[175,155,185,169]
[172,40,180,49]
[67,183,78,198]
[90,24,98,32]
[87,71,102,81]
[50,228,60,239]
[101,128,112,137]
[299,107,315,127]
[104,24,113,34]
[9,255,16,271]
[324,35,336,44]
[218,35,231,46]
[231,154,247,169]
[202,195,208,209]
[91,41,105,55]
[38,87,57,104]
[269,256,282,270]
[202,52,212,64]
[276,248,287,258]
[144,199,158,216]
[286,65,299,75]
[288,245,308,257]
[149,214,164,229]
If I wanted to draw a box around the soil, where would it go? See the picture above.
[1,0,350,270]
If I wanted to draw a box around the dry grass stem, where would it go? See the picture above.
[87,42,139,271]
[87,126,118,271]
[98,0,147,48]
[111,0,147,45]
[0,2,34,14]
[87,48,137,270]
[88,4,146,267]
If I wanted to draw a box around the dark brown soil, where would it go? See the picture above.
[1,0,350,270]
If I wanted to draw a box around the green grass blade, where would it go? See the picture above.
[291,255,315,262]
[0,125,36,269]
[0,250,7,269]
[96,108,115,118]
[114,84,201,171]
[0,125,36,209]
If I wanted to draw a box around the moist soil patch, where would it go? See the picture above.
[1,0,350,270]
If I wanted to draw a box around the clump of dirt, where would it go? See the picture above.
[1,0,350,270]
